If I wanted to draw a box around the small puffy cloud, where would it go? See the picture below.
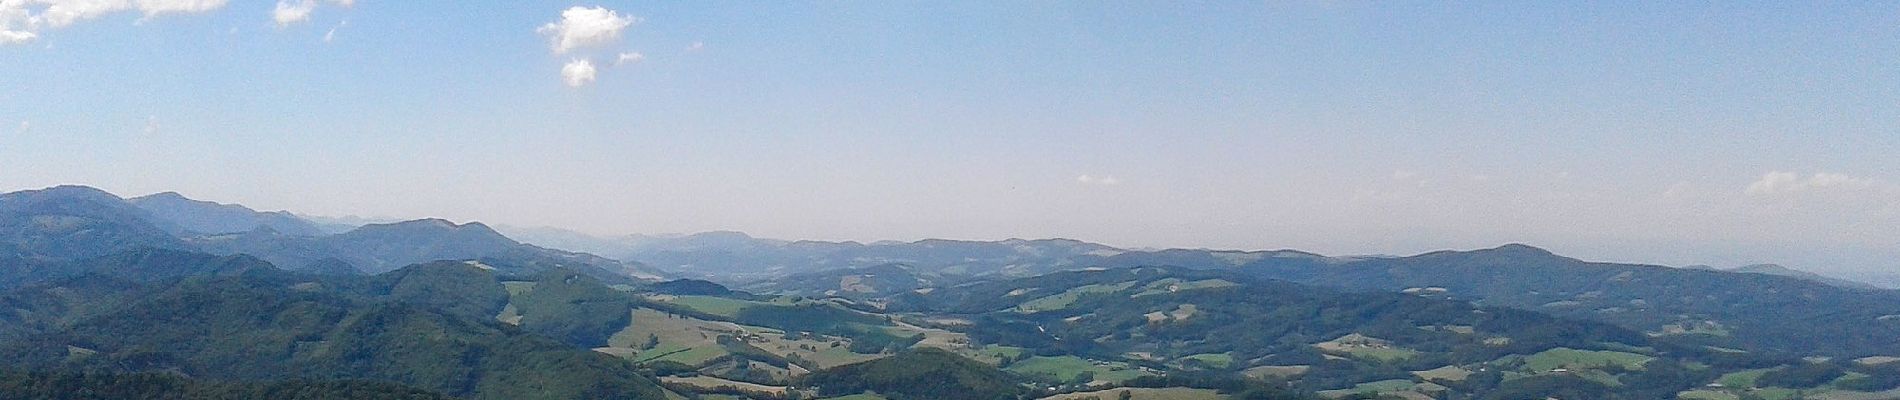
[561,58,597,87]
[1746,171,1878,195]
[537,6,636,54]
[273,0,316,26]
[1,0,231,45]
[272,0,352,27]
[143,115,159,135]
[614,52,644,66]
[685,40,703,51]
[16,120,28,133]
[1077,174,1121,186]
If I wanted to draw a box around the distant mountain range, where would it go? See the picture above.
[1686,263,1882,290]
[0,186,661,282]
[504,226,1884,290]
[128,191,327,237]
[6,184,1900,399]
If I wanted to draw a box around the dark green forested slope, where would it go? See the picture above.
[0,251,668,400]
[0,370,451,400]
[799,347,1028,400]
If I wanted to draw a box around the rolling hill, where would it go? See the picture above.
[0,251,669,400]
[128,191,326,237]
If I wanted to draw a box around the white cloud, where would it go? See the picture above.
[0,29,32,44]
[143,115,159,135]
[0,0,230,45]
[561,58,597,87]
[686,40,703,51]
[614,52,644,66]
[1077,174,1121,186]
[537,6,635,54]
[136,0,228,16]
[16,120,28,133]
[272,0,315,27]
[1746,171,1879,195]
[321,19,343,42]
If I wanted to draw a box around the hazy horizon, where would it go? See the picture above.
[5,2,1897,275]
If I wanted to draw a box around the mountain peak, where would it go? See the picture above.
[1491,243,1555,256]
[1731,263,1794,273]
[357,219,512,241]
[1410,243,1573,265]
[136,191,189,201]
[125,191,324,236]
[6,185,125,203]
[129,191,251,211]
[373,218,460,230]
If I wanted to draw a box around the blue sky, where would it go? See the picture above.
[3,1,1898,275]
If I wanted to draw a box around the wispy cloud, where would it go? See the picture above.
[1076,174,1121,186]
[537,6,636,55]
[1,0,232,45]
[1746,171,1879,195]
[614,52,644,66]
[685,40,704,51]
[322,19,346,42]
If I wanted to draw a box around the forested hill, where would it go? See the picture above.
[0,251,668,400]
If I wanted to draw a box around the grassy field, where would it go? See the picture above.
[1019,281,1140,312]
[1518,348,1652,372]
[1143,304,1199,323]
[1412,365,1471,382]
[608,308,744,366]
[975,346,1027,364]
[1717,368,1774,388]
[606,307,891,370]
[1677,389,1741,400]
[1039,387,1226,400]
[495,303,522,325]
[501,281,537,296]
[1176,353,1233,369]
[1315,334,1420,362]
[1133,279,1238,297]
[1747,387,1803,400]
[1352,379,1418,392]
[659,376,787,396]
[1242,365,1309,379]
[820,394,890,400]
[1008,356,1151,384]
[1807,388,1900,400]
[1316,379,1420,399]
[661,295,759,318]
